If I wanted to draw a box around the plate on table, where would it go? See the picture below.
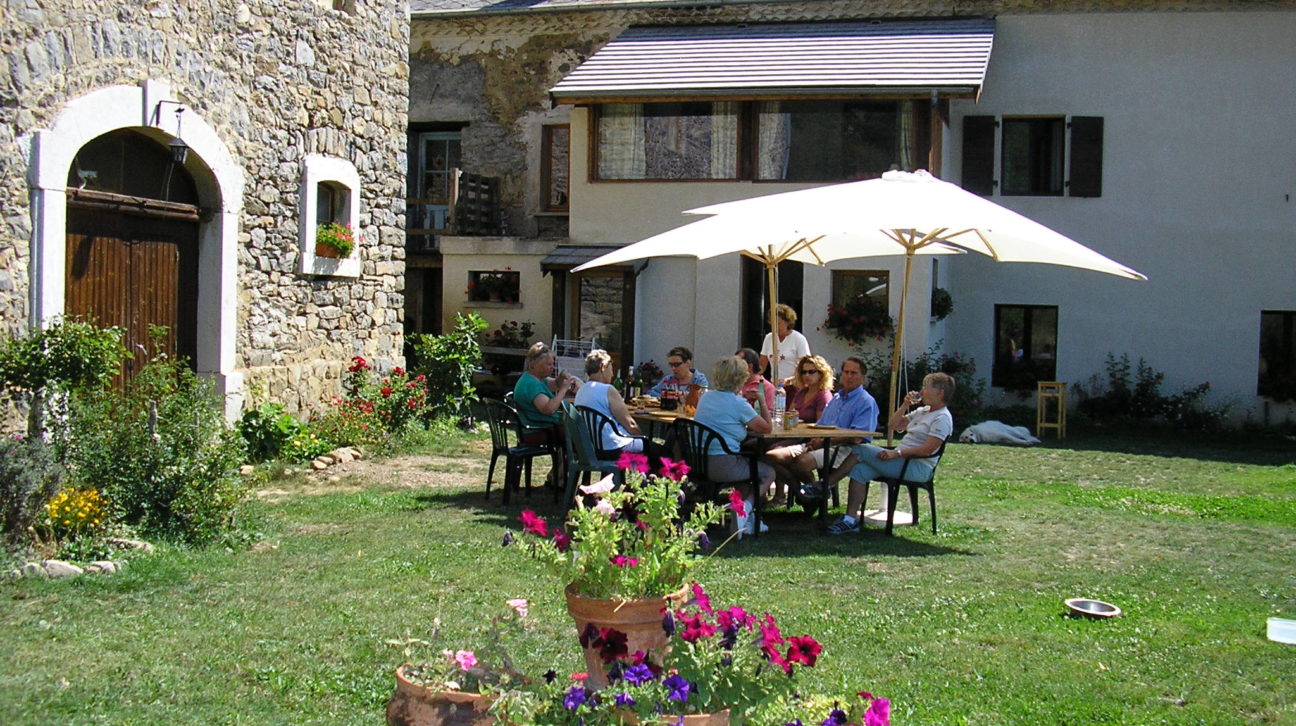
[804,424,836,430]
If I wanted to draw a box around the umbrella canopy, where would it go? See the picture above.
[686,170,1146,436]
[571,208,963,397]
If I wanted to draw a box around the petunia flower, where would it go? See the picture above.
[543,669,557,683]
[690,583,713,614]
[552,530,571,552]
[506,598,528,617]
[623,663,655,685]
[596,628,629,663]
[616,451,650,473]
[663,674,692,702]
[821,707,848,726]
[580,475,616,495]
[594,499,617,516]
[611,555,639,568]
[864,697,891,726]
[661,611,676,637]
[454,650,477,670]
[786,635,822,667]
[563,686,589,710]
[658,458,691,481]
[615,692,636,707]
[519,510,548,537]
[728,490,746,516]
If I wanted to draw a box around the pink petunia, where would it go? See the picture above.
[552,530,571,552]
[616,451,650,473]
[520,510,548,537]
[864,698,891,726]
[786,635,822,667]
[658,458,691,481]
[454,650,477,670]
[728,490,747,516]
[611,555,639,568]
[691,582,713,615]
[506,598,529,617]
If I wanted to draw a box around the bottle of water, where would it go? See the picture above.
[774,384,786,430]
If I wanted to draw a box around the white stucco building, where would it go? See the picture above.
[409,1,1296,423]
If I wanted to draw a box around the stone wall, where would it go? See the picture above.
[1,0,410,415]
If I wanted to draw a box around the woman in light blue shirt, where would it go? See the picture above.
[693,356,777,535]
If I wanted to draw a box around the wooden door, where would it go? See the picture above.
[65,205,199,380]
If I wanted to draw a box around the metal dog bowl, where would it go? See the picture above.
[1064,598,1121,619]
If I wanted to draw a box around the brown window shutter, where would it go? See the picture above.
[1068,116,1103,197]
[961,115,996,196]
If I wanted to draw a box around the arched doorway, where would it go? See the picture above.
[64,129,200,378]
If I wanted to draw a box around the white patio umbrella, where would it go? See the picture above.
[686,170,1147,432]
[571,207,963,398]
[576,170,1145,436]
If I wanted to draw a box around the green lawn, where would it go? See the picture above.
[3,431,1295,725]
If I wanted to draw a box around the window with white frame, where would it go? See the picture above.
[300,155,361,277]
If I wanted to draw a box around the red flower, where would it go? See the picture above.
[727,490,746,517]
[658,458,690,481]
[552,530,571,552]
[393,366,405,376]
[690,582,713,615]
[381,387,393,396]
[676,611,717,643]
[616,451,650,473]
[520,510,548,537]
[611,555,639,568]
[786,635,822,667]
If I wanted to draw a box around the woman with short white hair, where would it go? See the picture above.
[693,356,777,535]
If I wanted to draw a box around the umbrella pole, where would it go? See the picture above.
[887,247,916,445]
[767,262,780,389]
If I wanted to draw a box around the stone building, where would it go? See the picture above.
[410,0,1296,421]
[1,0,410,418]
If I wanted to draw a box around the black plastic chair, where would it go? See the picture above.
[674,418,763,538]
[860,439,947,535]
[560,403,623,510]
[483,398,557,504]
[575,405,645,461]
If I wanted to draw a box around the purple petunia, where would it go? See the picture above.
[663,674,692,702]
[501,531,513,546]
[661,610,675,637]
[563,686,589,710]
[623,663,655,685]
[615,692,636,707]
[821,707,848,726]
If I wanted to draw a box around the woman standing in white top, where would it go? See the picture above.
[760,304,811,386]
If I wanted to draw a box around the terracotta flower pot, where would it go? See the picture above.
[622,709,731,726]
[565,583,689,689]
[386,665,493,726]
[315,241,341,259]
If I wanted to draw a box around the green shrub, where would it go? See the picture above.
[1074,353,1229,431]
[0,318,129,435]
[860,343,987,425]
[56,355,250,545]
[0,436,65,544]
[237,402,305,463]
[409,312,487,421]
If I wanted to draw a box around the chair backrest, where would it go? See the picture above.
[562,403,604,470]
[483,398,516,451]
[899,437,948,484]
[552,336,596,380]
[575,404,625,459]
[674,418,734,482]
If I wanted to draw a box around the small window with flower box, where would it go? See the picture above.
[300,155,361,277]
[467,270,521,305]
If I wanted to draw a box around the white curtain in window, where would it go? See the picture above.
[708,102,739,179]
[598,104,646,179]
[756,102,792,180]
[898,100,915,171]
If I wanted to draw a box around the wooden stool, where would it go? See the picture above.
[1036,381,1067,439]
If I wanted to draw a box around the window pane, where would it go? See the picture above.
[832,270,888,308]
[758,100,915,181]
[597,102,737,180]
[993,304,1058,389]
[543,125,570,211]
[1001,118,1064,196]
[1259,310,1296,400]
[578,275,624,351]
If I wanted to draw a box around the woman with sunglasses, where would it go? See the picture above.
[647,346,709,396]
[788,355,835,424]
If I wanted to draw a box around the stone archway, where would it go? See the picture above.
[28,80,246,416]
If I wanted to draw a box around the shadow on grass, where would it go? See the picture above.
[405,490,976,559]
[1029,428,1296,466]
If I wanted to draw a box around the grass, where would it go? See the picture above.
[2,429,1294,725]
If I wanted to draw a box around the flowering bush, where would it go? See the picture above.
[510,583,890,726]
[509,455,730,600]
[45,486,108,538]
[823,294,894,348]
[316,222,356,257]
[342,356,430,434]
[389,599,531,693]
[481,320,536,349]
